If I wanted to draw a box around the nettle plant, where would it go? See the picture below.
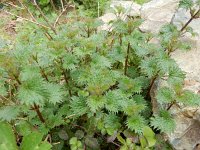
[0,0,200,149]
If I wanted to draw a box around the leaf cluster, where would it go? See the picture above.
[0,1,200,149]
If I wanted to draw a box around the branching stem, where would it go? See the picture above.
[33,103,46,123]
[32,55,49,82]
[180,8,200,32]
[2,10,50,29]
[60,59,72,97]
[167,101,176,111]
[146,76,157,100]
[33,0,57,34]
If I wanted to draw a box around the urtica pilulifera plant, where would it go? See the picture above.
[0,0,200,149]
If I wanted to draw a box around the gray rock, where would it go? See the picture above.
[140,0,180,33]
[168,107,200,150]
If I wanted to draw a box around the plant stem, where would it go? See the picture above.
[63,70,72,97]
[17,0,36,21]
[54,4,73,28]
[33,1,57,34]
[33,103,46,123]
[119,34,122,46]
[60,0,64,11]
[146,75,157,100]
[124,42,130,75]
[87,26,90,37]
[13,74,21,85]
[60,59,72,97]
[167,101,175,111]
[180,8,200,32]
[32,55,49,82]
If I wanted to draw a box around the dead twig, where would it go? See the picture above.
[2,10,50,29]
[5,2,24,10]
[60,0,64,11]
[17,0,37,22]
[53,8,67,28]
[53,4,74,28]
[33,0,57,34]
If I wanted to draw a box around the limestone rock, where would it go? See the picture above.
[140,0,180,33]
[99,13,117,23]
[110,1,141,17]
[167,106,200,150]
[98,13,116,31]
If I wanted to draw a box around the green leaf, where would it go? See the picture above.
[85,137,100,150]
[45,83,64,104]
[0,80,7,96]
[0,122,18,150]
[58,130,68,140]
[62,53,79,70]
[179,0,193,9]
[91,54,111,69]
[151,110,175,133]
[143,126,156,147]
[21,132,52,150]
[176,90,200,106]
[118,77,142,94]
[0,106,20,121]
[104,90,122,113]
[139,136,148,148]
[104,114,121,135]
[87,96,105,112]
[69,137,78,145]
[167,66,185,90]
[156,87,175,104]
[117,134,126,145]
[140,58,158,78]
[39,0,50,6]
[70,96,89,116]
[127,115,146,134]
[15,120,33,136]
[17,77,48,106]
[157,56,176,73]
[75,130,84,139]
